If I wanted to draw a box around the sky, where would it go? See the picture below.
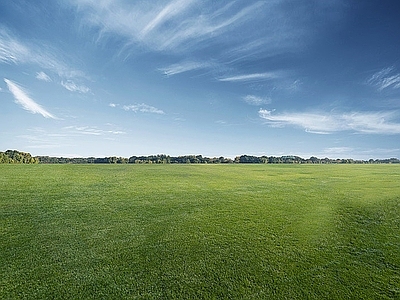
[1,0,400,159]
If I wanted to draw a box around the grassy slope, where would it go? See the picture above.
[0,164,399,299]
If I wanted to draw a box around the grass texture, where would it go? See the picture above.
[1,164,399,299]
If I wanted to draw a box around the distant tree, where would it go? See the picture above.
[0,150,38,164]
[118,157,128,164]
[0,152,12,163]
[308,156,320,164]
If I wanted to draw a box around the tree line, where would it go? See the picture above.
[0,150,400,164]
[37,154,234,164]
[0,150,39,164]
[1,150,398,164]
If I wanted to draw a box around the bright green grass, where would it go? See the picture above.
[0,164,399,299]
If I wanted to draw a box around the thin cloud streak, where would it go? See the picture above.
[110,102,165,114]
[219,72,279,82]
[140,0,194,38]
[259,109,400,135]
[368,67,400,91]
[4,78,56,119]
[156,1,266,52]
[243,95,271,106]
[160,61,213,76]
[64,126,126,136]
[61,80,90,93]
[0,29,29,64]
[69,0,308,85]
[158,1,265,50]
[36,71,52,82]
[0,27,88,82]
[123,104,165,115]
[71,1,269,52]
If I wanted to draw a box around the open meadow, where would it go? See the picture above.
[1,164,399,299]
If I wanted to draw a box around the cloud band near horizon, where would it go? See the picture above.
[259,109,400,135]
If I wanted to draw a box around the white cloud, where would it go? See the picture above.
[259,109,400,135]
[140,0,195,39]
[0,28,65,75]
[70,1,269,52]
[219,72,279,82]
[0,27,89,85]
[123,103,165,114]
[63,0,342,89]
[0,28,29,64]
[36,71,52,82]
[320,147,400,160]
[4,78,56,119]
[368,67,400,91]
[64,126,126,136]
[243,95,271,106]
[160,61,213,76]
[61,80,90,93]
[110,102,165,114]
[157,1,265,51]
[66,0,327,85]
[224,38,280,62]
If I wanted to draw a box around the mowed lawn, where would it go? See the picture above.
[0,164,399,299]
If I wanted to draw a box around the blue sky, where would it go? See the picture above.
[1,0,400,159]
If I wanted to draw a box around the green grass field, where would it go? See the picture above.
[1,164,399,299]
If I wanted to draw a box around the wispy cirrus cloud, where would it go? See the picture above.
[36,71,52,82]
[0,27,89,92]
[68,0,331,85]
[139,0,195,39]
[0,28,29,64]
[259,109,400,135]
[219,72,279,82]
[64,126,126,136]
[159,61,214,76]
[0,28,83,78]
[243,95,271,106]
[110,103,165,115]
[123,104,165,115]
[70,1,269,53]
[61,80,90,93]
[156,1,266,51]
[368,67,400,91]
[4,78,56,119]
